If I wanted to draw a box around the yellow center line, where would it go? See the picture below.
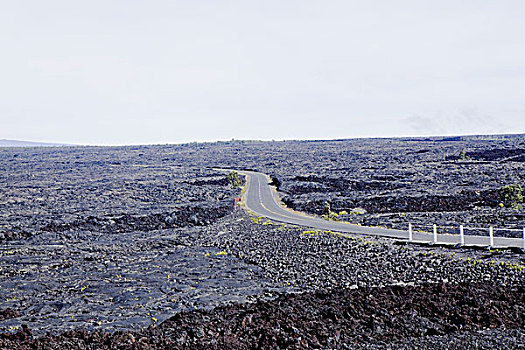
[240,170,322,224]
[253,174,312,222]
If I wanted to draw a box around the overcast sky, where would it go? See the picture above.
[1,1,524,145]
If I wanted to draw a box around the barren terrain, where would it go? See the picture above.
[1,135,524,348]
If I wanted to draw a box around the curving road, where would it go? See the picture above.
[240,170,525,249]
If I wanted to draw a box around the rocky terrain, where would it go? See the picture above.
[1,282,524,349]
[260,136,525,236]
[1,211,524,348]
[1,135,524,348]
[0,145,236,241]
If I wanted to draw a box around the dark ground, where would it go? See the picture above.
[1,135,524,348]
[1,283,524,349]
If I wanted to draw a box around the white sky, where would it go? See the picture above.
[1,1,524,145]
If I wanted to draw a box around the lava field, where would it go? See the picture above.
[1,135,524,349]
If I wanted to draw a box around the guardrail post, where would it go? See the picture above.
[522,227,525,250]
[489,226,494,248]
[433,224,437,244]
[408,223,413,242]
[459,225,464,246]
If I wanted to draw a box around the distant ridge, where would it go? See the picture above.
[0,139,73,148]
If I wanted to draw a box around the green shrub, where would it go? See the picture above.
[499,184,523,209]
[321,202,339,221]
[226,171,242,187]
[458,150,472,161]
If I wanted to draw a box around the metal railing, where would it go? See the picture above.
[407,223,525,249]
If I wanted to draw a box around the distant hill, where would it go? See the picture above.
[0,139,73,147]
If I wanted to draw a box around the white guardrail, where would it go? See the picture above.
[407,223,525,249]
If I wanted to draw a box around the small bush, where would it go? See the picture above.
[458,150,471,161]
[499,184,523,209]
[321,202,339,221]
[226,171,242,187]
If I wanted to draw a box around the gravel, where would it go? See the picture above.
[198,213,525,290]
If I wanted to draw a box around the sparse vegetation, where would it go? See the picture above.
[458,150,472,161]
[226,171,242,188]
[300,230,318,237]
[3,136,525,348]
[251,216,263,224]
[321,202,339,221]
[499,184,523,209]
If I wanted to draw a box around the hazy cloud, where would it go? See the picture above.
[404,109,510,136]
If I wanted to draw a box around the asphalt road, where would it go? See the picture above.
[241,170,525,250]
